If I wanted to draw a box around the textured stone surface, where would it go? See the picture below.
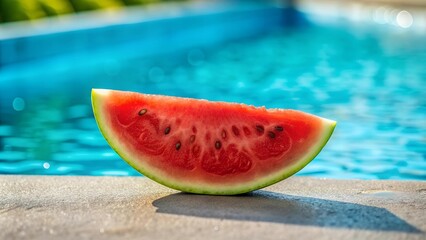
[1,175,425,240]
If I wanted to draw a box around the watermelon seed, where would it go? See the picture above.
[175,141,181,150]
[268,131,276,139]
[255,125,264,133]
[138,109,147,116]
[215,140,221,150]
[275,126,283,131]
[232,126,240,136]
[221,130,227,139]
[164,126,171,135]
[190,135,196,143]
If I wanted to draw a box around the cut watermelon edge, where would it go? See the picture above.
[92,89,336,195]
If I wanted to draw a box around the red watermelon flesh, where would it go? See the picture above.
[92,89,336,195]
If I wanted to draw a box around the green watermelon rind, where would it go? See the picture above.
[92,89,336,195]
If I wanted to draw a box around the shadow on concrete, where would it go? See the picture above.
[152,190,420,233]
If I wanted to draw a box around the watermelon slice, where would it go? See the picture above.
[92,89,336,195]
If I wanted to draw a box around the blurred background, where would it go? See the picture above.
[0,0,425,180]
[0,0,186,23]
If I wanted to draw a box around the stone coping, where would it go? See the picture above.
[1,175,425,239]
[296,0,426,33]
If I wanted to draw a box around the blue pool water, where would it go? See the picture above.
[0,14,425,180]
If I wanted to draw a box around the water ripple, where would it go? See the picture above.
[0,23,424,180]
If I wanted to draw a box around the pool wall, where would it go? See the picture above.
[0,2,295,68]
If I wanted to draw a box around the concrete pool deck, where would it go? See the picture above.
[1,175,425,239]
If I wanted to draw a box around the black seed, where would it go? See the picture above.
[215,141,221,150]
[164,126,171,135]
[255,125,264,133]
[175,141,181,150]
[232,126,240,136]
[190,135,196,143]
[268,131,276,139]
[138,109,147,116]
[275,126,284,131]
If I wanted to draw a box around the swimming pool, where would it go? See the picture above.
[0,4,425,180]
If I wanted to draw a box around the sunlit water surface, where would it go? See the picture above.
[0,22,425,180]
